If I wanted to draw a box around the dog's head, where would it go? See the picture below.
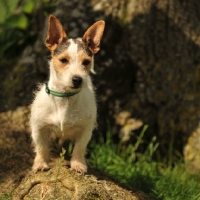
[45,15,105,92]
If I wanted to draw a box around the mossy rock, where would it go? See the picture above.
[13,166,153,200]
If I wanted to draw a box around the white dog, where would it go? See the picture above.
[30,15,105,174]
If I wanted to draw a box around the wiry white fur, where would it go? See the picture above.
[30,15,105,174]
[30,40,97,174]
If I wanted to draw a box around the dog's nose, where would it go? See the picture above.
[72,76,82,88]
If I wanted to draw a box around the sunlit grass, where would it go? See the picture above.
[89,125,200,200]
[0,194,11,200]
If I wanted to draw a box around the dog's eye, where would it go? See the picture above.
[82,59,90,66]
[60,58,68,64]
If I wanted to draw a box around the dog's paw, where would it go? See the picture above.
[32,161,50,173]
[70,160,87,175]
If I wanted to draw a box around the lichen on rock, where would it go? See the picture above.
[13,166,153,200]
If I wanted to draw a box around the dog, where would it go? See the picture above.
[30,15,105,174]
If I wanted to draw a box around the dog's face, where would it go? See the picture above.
[45,15,105,91]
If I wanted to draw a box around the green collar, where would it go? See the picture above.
[45,83,81,97]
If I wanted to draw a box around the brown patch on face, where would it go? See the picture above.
[70,39,93,72]
[52,52,71,74]
[77,49,93,72]
[51,38,93,74]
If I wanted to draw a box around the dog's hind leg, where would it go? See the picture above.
[31,127,50,172]
[70,127,93,174]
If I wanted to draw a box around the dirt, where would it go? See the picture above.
[0,131,33,195]
[0,107,32,195]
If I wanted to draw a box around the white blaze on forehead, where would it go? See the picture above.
[67,39,78,64]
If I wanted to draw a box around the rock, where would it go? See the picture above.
[0,106,30,135]
[184,123,200,173]
[12,166,153,200]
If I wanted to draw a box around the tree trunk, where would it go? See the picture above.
[91,0,200,164]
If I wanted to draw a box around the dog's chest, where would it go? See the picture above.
[48,100,92,131]
[49,107,66,130]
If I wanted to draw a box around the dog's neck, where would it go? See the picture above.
[45,83,81,97]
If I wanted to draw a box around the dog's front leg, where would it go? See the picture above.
[32,127,50,173]
[70,128,92,174]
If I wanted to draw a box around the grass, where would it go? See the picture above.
[0,193,12,200]
[88,125,200,200]
[54,147,66,197]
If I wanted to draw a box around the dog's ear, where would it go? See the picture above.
[45,15,67,51]
[82,21,105,55]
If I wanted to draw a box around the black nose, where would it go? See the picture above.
[72,76,82,88]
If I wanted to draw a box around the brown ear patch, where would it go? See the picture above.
[82,21,105,54]
[45,15,67,51]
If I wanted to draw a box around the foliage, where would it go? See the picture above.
[0,190,12,200]
[0,0,36,59]
[0,195,11,200]
[89,125,200,200]
[0,0,55,60]
[54,147,66,196]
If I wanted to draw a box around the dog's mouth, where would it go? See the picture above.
[71,85,82,90]
[63,75,83,92]
[64,86,82,93]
